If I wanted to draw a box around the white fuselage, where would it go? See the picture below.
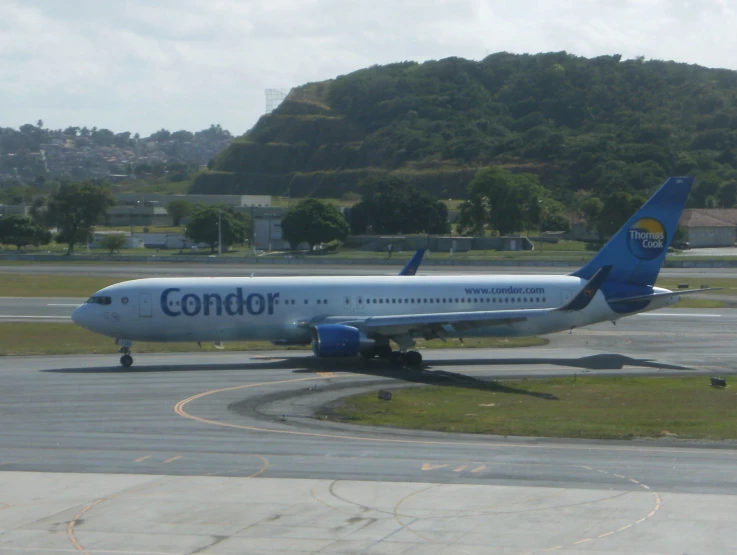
[71,274,677,343]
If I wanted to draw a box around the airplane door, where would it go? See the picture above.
[355,295,365,312]
[139,293,152,317]
[561,290,573,305]
[343,296,352,310]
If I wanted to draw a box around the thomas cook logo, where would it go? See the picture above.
[627,218,666,260]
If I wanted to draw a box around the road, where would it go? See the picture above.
[1,310,737,553]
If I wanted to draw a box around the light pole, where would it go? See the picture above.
[217,210,222,255]
[448,198,452,237]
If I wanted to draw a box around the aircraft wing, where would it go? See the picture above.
[336,265,611,338]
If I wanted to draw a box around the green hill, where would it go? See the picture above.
[192,52,737,205]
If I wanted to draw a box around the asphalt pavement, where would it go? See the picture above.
[5,260,737,278]
[1,310,737,553]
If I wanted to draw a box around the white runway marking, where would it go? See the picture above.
[0,315,71,319]
[636,313,721,317]
[47,303,81,307]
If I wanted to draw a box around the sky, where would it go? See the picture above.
[3,0,737,137]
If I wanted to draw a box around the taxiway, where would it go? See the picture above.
[1,309,737,553]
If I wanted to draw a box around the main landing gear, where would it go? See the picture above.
[389,350,422,367]
[361,345,423,367]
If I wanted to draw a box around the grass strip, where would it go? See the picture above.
[324,376,737,440]
[0,274,126,297]
[0,323,547,356]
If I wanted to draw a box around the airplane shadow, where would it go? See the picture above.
[41,353,691,401]
[429,353,691,372]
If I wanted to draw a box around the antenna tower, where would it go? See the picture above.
[265,89,290,113]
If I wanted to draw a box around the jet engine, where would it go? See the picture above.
[311,324,374,357]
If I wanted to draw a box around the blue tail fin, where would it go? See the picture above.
[399,249,426,276]
[572,176,694,286]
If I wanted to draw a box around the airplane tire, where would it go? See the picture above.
[120,354,133,368]
[360,349,376,359]
[388,351,405,366]
[405,351,422,367]
[375,345,392,359]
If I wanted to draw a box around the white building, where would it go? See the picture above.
[679,209,737,248]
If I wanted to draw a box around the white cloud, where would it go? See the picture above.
[2,0,737,136]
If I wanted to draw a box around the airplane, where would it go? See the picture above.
[72,176,712,368]
[398,248,425,276]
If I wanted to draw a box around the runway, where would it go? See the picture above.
[1,311,737,553]
[4,260,737,278]
[0,297,83,322]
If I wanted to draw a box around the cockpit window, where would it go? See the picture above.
[86,296,112,305]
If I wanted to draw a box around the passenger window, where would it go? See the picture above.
[392,299,396,303]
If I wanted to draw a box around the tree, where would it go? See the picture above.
[349,176,449,235]
[185,205,250,253]
[456,195,490,236]
[717,182,737,208]
[0,215,52,251]
[579,197,604,232]
[29,197,47,225]
[282,199,350,250]
[167,199,193,226]
[598,191,647,238]
[466,167,546,236]
[46,182,115,254]
[98,234,126,254]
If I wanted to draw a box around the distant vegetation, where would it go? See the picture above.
[194,52,737,211]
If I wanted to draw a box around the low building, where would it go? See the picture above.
[678,209,737,247]
[0,204,29,218]
[113,194,272,208]
[91,231,144,249]
[106,206,173,227]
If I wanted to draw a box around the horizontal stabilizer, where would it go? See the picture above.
[609,288,722,304]
[557,265,612,312]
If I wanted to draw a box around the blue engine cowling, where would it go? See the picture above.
[312,324,374,357]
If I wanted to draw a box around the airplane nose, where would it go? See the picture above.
[71,305,90,328]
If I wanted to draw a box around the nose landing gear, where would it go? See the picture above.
[116,339,134,367]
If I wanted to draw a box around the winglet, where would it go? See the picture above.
[398,249,426,276]
[557,265,612,312]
